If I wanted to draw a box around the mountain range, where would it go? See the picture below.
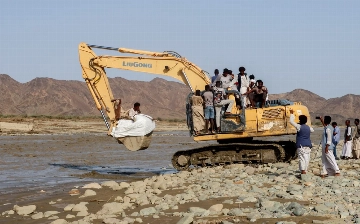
[1,74,359,122]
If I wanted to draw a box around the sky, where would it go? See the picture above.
[0,0,359,99]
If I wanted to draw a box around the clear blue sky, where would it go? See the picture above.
[1,0,359,99]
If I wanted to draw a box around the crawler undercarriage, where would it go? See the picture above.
[171,140,296,171]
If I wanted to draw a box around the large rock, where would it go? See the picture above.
[72,202,89,212]
[48,216,59,220]
[340,211,349,218]
[82,183,102,189]
[353,181,360,187]
[301,174,312,182]
[176,215,193,224]
[76,211,89,217]
[123,217,135,223]
[155,203,169,211]
[243,197,257,202]
[208,204,223,212]
[31,212,44,219]
[102,217,122,224]
[293,207,305,216]
[228,208,244,216]
[97,202,125,215]
[101,180,122,191]
[139,207,157,216]
[222,221,234,224]
[346,171,357,176]
[135,218,143,223]
[79,189,97,198]
[44,211,60,217]
[119,182,130,189]
[286,184,302,192]
[101,180,120,188]
[136,195,150,206]
[260,200,275,209]
[244,166,255,175]
[50,219,68,224]
[63,204,75,211]
[13,205,36,216]
[188,207,206,214]
[314,204,331,213]
[2,210,15,216]
[68,189,80,196]
[132,181,146,190]
[287,202,302,210]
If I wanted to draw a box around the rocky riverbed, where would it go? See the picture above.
[0,121,358,224]
[1,139,359,224]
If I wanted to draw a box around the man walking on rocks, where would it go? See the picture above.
[319,116,340,177]
[352,119,360,159]
[331,122,340,160]
[341,119,352,160]
[289,109,314,174]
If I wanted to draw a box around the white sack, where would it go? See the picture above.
[111,114,155,138]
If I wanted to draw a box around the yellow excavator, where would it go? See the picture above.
[78,43,311,170]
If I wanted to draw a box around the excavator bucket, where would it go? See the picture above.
[109,99,155,151]
[117,133,153,151]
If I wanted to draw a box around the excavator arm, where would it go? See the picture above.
[78,43,210,149]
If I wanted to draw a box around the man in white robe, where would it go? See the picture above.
[237,67,250,108]
[352,119,360,159]
[319,116,340,177]
[341,119,352,159]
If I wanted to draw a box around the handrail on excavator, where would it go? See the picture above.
[87,44,179,58]
[87,44,119,51]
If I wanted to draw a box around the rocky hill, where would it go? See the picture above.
[1,74,359,121]
[270,90,360,122]
[0,74,189,119]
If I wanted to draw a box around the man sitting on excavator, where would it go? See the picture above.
[243,80,268,108]
[213,81,235,132]
[128,102,141,119]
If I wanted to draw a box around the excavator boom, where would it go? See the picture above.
[78,43,210,150]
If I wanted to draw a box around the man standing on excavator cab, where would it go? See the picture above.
[213,81,235,132]
[128,102,141,118]
[237,67,250,108]
[229,70,239,91]
[220,69,232,89]
[203,85,215,134]
[211,69,219,84]
[248,74,256,108]
[213,68,231,89]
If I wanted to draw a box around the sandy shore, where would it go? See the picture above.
[0,117,188,135]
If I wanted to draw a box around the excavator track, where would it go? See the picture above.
[172,141,296,171]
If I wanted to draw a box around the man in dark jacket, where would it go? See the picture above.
[289,109,314,174]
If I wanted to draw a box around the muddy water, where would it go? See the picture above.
[0,131,215,194]
[0,129,325,194]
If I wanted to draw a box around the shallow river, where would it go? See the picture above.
[0,128,327,194]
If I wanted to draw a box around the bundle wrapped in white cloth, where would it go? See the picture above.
[111,114,155,138]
